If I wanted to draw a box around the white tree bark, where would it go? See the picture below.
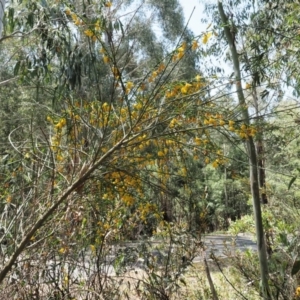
[0,0,5,38]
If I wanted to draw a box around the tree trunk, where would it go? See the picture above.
[218,2,272,298]
[223,144,230,228]
[204,258,219,300]
[251,87,268,204]
[0,0,5,39]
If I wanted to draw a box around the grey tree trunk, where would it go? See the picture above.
[0,0,5,39]
[217,2,272,298]
[251,87,268,204]
[204,258,219,300]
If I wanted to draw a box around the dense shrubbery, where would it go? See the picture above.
[1,0,300,298]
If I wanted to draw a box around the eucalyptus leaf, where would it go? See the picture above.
[288,176,297,190]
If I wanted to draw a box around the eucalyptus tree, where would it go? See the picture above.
[201,0,300,297]
[201,0,273,297]
[0,0,4,38]
[238,0,300,209]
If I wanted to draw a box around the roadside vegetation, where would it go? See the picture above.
[0,0,300,298]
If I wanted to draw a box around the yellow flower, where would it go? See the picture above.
[59,247,66,254]
[195,74,201,82]
[134,102,142,110]
[72,13,83,26]
[212,160,219,168]
[228,120,235,127]
[157,63,165,72]
[65,8,71,16]
[6,195,12,203]
[105,1,112,7]
[56,154,63,161]
[208,118,216,126]
[295,286,300,296]
[205,157,210,164]
[112,66,120,78]
[122,194,135,206]
[239,131,247,139]
[151,71,158,79]
[245,82,251,89]
[181,86,188,94]
[60,118,66,126]
[177,46,185,53]
[120,108,127,115]
[95,20,101,31]
[202,32,212,44]
[165,90,174,98]
[126,81,134,90]
[192,40,198,50]
[84,29,94,37]
[194,137,201,146]
[157,151,164,157]
[103,55,110,63]
[240,124,246,130]
[90,244,96,253]
[55,122,62,130]
[181,83,192,94]
[71,13,77,22]
[177,51,184,59]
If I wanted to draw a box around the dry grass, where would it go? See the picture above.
[181,260,261,300]
[100,259,261,299]
[0,257,261,299]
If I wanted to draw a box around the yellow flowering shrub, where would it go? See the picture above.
[202,32,212,44]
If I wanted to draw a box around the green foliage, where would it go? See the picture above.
[3,0,300,298]
[228,214,255,236]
